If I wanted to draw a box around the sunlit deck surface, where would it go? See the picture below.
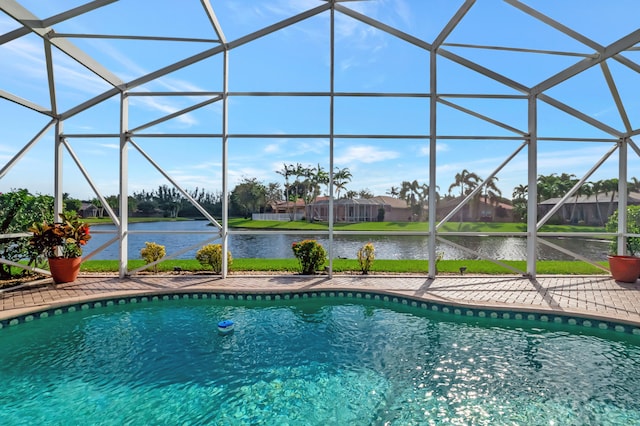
[2,274,640,326]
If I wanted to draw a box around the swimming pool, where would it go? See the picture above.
[2,294,640,425]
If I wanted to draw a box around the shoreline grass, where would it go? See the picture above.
[73,258,609,276]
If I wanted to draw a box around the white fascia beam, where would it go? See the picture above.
[0,119,56,180]
[438,49,529,94]
[538,94,623,138]
[437,98,526,136]
[200,0,227,44]
[504,0,602,52]
[432,0,475,49]
[335,4,431,51]
[130,95,222,133]
[532,29,640,95]
[1,0,124,89]
[127,3,331,91]
[600,61,632,133]
[0,0,117,45]
[0,89,51,116]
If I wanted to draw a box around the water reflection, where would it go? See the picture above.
[85,220,610,261]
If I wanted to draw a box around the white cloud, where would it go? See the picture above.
[335,145,400,164]
[264,143,281,153]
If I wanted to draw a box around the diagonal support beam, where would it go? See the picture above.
[1,0,125,89]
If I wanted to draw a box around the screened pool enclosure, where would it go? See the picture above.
[1,1,640,278]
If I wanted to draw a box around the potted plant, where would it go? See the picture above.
[29,212,91,283]
[605,205,640,283]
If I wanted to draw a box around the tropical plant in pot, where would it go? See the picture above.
[29,212,91,283]
[605,205,640,283]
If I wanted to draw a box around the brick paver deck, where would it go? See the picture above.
[3,273,640,326]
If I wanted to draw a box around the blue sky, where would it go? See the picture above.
[1,0,640,204]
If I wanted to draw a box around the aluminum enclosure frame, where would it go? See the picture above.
[1,0,640,279]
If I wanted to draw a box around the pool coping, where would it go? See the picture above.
[2,274,640,333]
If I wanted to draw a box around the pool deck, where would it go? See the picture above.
[3,273,640,326]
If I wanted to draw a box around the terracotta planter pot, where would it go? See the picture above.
[48,257,82,284]
[607,255,640,283]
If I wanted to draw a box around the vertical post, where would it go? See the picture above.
[119,92,129,278]
[54,120,64,220]
[221,49,229,278]
[428,50,437,278]
[526,95,537,277]
[618,138,628,254]
[328,4,335,278]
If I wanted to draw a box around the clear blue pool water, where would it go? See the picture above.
[2,298,640,425]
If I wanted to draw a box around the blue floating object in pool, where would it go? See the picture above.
[217,319,234,334]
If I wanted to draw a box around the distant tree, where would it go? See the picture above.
[276,163,299,220]
[399,180,431,221]
[333,167,352,199]
[155,185,182,218]
[448,169,482,222]
[63,195,82,214]
[230,177,267,218]
[264,182,283,212]
[359,188,374,199]
[386,186,400,198]
[481,176,502,220]
[90,197,105,217]
[589,180,605,226]
[512,184,528,222]
[137,200,158,215]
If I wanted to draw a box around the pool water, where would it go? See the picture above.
[2,298,640,425]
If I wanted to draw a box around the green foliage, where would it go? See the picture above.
[230,177,267,217]
[196,244,233,273]
[357,242,375,274]
[140,242,166,273]
[0,190,54,279]
[29,212,92,259]
[291,239,327,274]
[63,258,608,276]
[605,205,640,255]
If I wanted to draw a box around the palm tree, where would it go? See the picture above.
[400,180,431,221]
[589,180,605,226]
[602,178,619,218]
[333,167,352,200]
[481,176,502,220]
[386,186,400,198]
[448,169,482,222]
[512,184,527,201]
[276,163,299,220]
[569,182,592,223]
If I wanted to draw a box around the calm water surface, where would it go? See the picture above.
[1,299,639,425]
[85,220,610,261]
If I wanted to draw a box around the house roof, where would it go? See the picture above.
[437,196,513,210]
[539,191,640,205]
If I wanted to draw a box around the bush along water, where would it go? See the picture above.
[357,242,375,274]
[140,242,166,273]
[292,239,327,275]
[605,205,640,255]
[196,244,233,274]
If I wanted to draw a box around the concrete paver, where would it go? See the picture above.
[2,274,640,326]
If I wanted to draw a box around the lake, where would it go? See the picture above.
[84,221,610,261]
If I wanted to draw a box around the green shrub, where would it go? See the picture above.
[291,239,327,275]
[605,205,640,255]
[357,242,375,274]
[140,242,166,273]
[196,244,232,273]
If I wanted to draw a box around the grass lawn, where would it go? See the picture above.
[72,258,609,276]
[227,218,606,234]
